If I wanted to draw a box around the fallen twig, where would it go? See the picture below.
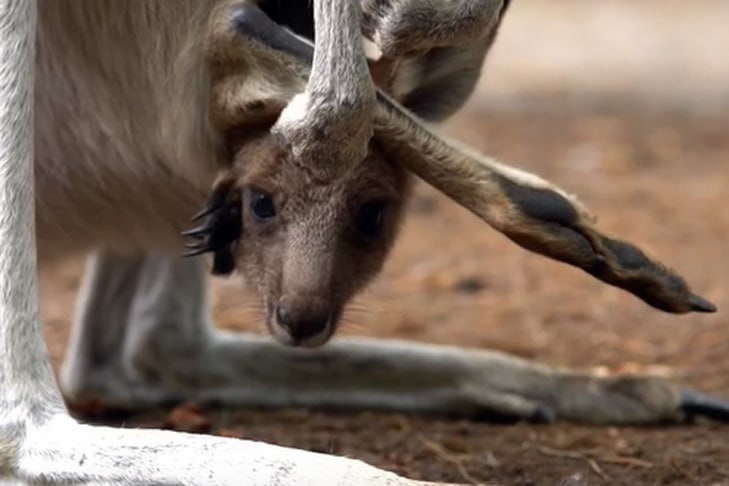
[418,434,491,486]
[537,445,611,481]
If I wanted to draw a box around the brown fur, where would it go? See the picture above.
[221,133,410,345]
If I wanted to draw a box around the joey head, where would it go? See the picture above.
[185,132,410,347]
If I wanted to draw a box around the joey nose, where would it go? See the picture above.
[275,302,330,343]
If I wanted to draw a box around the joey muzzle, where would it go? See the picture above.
[274,296,334,345]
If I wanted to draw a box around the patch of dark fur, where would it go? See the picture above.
[601,237,651,271]
[680,388,729,422]
[497,175,579,227]
[231,4,313,63]
[211,247,237,275]
[182,188,242,276]
[258,0,315,41]
[511,222,693,313]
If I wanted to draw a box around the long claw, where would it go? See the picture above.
[689,294,717,313]
[181,247,210,258]
[184,241,207,250]
[680,388,729,421]
[181,225,212,239]
[190,195,225,222]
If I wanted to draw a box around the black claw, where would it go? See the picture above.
[184,242,209,251]
[689,293,717,313]
[180,225,212,238]
[680,388,729,422]
[190,194,226,222]
[190,205,218,222]
[181,247,210,258]
[184,241,204,250]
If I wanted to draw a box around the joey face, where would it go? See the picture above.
[195,133,410,347]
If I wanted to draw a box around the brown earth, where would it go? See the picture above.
[37,1,729,485]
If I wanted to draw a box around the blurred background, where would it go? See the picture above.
[41,1,729,485]
[473,0,729,114]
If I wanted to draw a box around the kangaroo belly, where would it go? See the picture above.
[33,1,218,261]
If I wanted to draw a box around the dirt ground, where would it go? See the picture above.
[37,1,729,485]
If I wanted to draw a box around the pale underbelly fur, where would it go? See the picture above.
[34,1,218,262]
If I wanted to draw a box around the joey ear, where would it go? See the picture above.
[205,2,310,135]
[182,173,242,276]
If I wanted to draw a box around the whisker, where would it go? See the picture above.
[338,317,367,334]
[337,306,371,329]
[347,295,394,315]
[215,300,266,314]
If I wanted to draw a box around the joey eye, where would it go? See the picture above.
[250,188,276,221]
[355,201,386,240]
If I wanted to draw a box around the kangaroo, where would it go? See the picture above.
[1,1,727,484]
